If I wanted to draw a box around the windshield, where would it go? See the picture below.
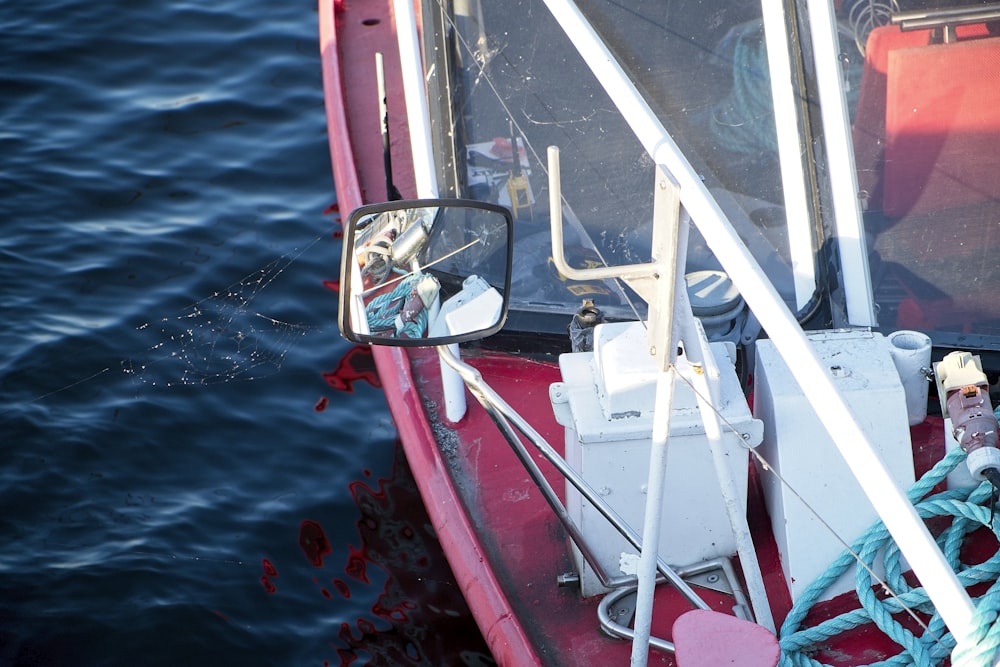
[422,0,811,333]
[852,6,1000,349]
[422,0,1000,349]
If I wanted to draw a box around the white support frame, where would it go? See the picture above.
[803,0,877,327]
[761,0,817,312]
[538,0,977,654]
[392,0,980,656]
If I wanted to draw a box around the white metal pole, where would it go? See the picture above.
[760,0,816,312]
[393,0,438,199]
[801,0,876,327]
[393,0,473,421]
[630,368,676,667]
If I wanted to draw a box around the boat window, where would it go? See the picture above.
[422,0,823,334]
[851,5,1000,349]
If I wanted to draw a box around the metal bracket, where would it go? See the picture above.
[547,146,681,371]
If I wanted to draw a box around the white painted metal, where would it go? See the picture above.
[555,324,760,595]
[760,0,816,312]
[755,330,914,601]
[630,368,675,666]
[681,305,776,633]
[540,0,978,643]
[802,0,877,327]
[392,0,437,199]
[393,0,474,422]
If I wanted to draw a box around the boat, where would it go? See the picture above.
[319,0,1000,664]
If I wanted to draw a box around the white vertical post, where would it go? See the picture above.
[394,0,471,420]
[392,0,438,199]
[803,0,876,327]
[761,0,816,312]
[630,369,676,667]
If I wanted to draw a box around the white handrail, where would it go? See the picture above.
[540,0,977,649]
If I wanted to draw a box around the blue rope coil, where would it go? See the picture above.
[779,446,1000,667]
[365,273,428,338]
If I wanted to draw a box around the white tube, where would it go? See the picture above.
[682,301,775,633]
[803,0,876,327]
[888,330,932,426]
[761,0,816,312]
[630,369,676,667]
[393,0,470,420]
[393,0,438,199]
[540,0,977,642]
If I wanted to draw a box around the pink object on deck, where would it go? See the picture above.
[672,610,780,667]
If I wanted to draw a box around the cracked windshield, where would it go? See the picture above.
[423,0,811,337]
[424,0,1000,349]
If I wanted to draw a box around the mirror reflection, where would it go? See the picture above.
[340,200,513,345]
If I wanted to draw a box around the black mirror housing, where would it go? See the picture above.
[338,199,514,347]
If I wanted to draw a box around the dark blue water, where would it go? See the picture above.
[0,2,491,665]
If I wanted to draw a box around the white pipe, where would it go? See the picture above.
[630,368,676,667]
[888,330,932,426]
[540,0,977,642]
[393,0,470,421]
[760,0,816,312]
[803,0,876,327]
[682,298,776,633]
[393,0,438,199]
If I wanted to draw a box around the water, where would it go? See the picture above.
[0,2,491,665]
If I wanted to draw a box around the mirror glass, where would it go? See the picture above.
[339,199,513,346]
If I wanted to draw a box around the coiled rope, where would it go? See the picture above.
[779,445,1000,667]
[364,273,428,339]
[709,19,863,158]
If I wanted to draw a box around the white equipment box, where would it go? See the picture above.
[551,321,762,598]
[754,330,914,601]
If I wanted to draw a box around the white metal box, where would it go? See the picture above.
[550,321,762,598]
[753,330,914,602]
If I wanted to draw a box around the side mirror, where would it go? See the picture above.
[338,199,514,346]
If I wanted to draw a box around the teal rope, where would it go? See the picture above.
[365,273,427,337]
[779,446,1000,666]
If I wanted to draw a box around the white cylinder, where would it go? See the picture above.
[888,330,932,426]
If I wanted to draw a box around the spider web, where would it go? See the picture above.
[122,237,324,388]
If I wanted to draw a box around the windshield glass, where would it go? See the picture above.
[422,0,811,333]
[852,6,1000,349]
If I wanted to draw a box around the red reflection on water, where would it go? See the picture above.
[322,346,381,392]
[324,203,344,239]
[262,558,278,577]
[322,279,340,293]
[332,578,351,599]
[314,396,329,412]
[260,576,276,594]
[329,441,496,666]
[345,548,369,583]
[299,519,332,567]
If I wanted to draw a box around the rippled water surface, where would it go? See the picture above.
[0,2,491,665]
